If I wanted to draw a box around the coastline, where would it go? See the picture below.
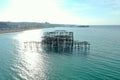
[0,27,55,34]
[0,29,26,34]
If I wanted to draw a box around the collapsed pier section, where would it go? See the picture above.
[41,30,90,53]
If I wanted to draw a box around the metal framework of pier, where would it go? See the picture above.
[24,30,90,53]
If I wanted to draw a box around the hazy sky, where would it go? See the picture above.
[0,0,120,25]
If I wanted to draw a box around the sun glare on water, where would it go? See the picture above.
[13,29,47,79]
[15,29,43,42]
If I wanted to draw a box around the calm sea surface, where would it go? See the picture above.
[0,26,120,80]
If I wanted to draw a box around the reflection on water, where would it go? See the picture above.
[12,51,47,80]
[14,29,90,55]
[14,29,43,42]
[13,29,48,80]
[21,30,90,55]
[1,26,120,80]
[23,41,90,55]
[13,29,90,80]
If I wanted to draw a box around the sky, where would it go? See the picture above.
[0,0,120,25]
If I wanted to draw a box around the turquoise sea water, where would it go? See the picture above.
[0,26,120,80]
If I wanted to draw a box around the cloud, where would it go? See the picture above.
[0,0,66,22]
[90,0,120,8]
[70,3,94,11]
[0,0,120,25]
[111,10,120,16]
[0,0,98,24]
[94,0,120,16]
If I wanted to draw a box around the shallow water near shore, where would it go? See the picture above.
[0,26,120,80]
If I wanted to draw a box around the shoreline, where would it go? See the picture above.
[0,27,55,34]
[0,29,27,34]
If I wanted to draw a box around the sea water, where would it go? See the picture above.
[0,26,120,80]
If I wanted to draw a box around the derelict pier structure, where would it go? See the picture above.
[24,30,90,53]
